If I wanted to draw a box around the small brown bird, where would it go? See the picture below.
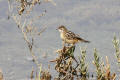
[57,25,90,46]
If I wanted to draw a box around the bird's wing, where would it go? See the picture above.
[65,31,77,40]
[65,31,90,43]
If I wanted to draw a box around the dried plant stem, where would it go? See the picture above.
[12,15,40,67]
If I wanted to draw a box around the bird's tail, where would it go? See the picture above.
[83,40,90,43]
[76,37,90,43]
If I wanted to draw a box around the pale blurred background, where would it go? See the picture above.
[0,0,120,79]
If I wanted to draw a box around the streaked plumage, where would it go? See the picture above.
[57,25,90,45]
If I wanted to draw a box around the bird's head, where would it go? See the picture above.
[57,25,67,33]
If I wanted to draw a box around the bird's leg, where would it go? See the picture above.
[67,44,74,48]
[62,41,65,48]
[71,43,75,47]
[62,41,66,52]
[67,43,70,47]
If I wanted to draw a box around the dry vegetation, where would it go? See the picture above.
[4,0,120,80]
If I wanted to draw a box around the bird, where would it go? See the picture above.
[57,25,90,46]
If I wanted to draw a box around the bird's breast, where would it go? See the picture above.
[60,33,65,40]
